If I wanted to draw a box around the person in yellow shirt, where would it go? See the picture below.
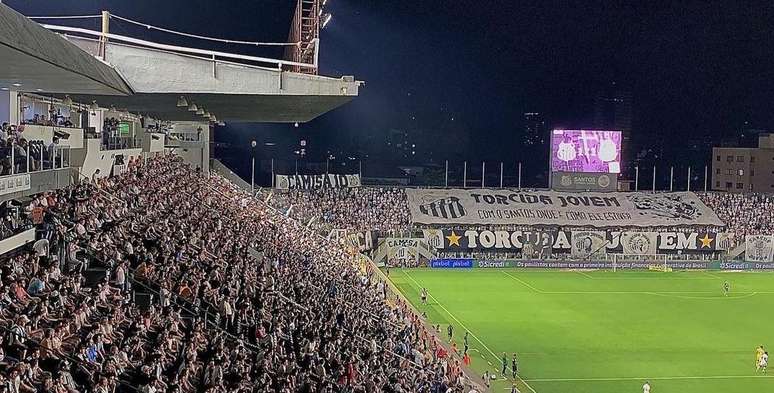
[756,346,765,369]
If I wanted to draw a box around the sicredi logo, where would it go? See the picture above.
[478,260,506,268]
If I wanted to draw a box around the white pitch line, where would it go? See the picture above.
[502,271,544,294]
[575,271,594,279]
[519,374,774,383]
[499,273,771,297]
[401,270,538,393]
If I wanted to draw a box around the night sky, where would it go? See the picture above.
[7,0,774,187]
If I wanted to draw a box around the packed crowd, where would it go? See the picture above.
[267,186,774,242]
[268,188,412,234]
[699,192,774,237]
[0,156,478,393]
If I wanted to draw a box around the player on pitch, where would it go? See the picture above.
[756,346,765,370]
[758,351,769,373]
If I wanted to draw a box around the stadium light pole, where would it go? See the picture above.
[518,162,522,190]
[271,158,275,188]
[669,166,674,191]
[634,166,639,191]
[463,161,467,188]
[687,166,691,191]
[704,165,708,192]
[499,162,504,188]
[444,160,448,188]
[250,140,257,194]
[652,166,656,192]
[482,162,486,188]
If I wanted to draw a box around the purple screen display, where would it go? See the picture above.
[550,130,622,173]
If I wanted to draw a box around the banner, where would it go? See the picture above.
[425,229,571,252]
[552,172,618,192]
[430,259,474,268]
[745,235,774,262]
[570,230,608,257]
[655,232,725,252]
[715,233,736,251]
[406,189,724,228]
[275,174,361,190]
[618,232,658,255]
[383,238,421,267]
[0,174,31,196]
[344,231,375,252]
[424,229,731,254]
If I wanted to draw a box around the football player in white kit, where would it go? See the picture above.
[643,381,651,393]
[758,352,768,373]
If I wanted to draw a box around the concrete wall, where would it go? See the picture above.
[0,90,9,124]
[170,121,209,173]
[0,168,72,203]
[0,228,35,255]
[97,42,360,97]
[9,90,19,124]
[71,138,143,181]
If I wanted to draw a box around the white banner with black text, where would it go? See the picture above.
[406,189,724,228]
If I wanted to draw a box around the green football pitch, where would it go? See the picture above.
[390,268,774,393]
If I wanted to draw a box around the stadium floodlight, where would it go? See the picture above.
[176,96,188,107]
[187,103,198,112]
[322,13,332,29]
[62,95,73,106]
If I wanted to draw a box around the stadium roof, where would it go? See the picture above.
[0,4,132,95]
[0,3,361,123]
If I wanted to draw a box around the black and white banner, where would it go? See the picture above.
[570,230,608,257]
[745,235,774,263]
[327,229,375,252]
[424,229,731,254]
[406,189,724,227]
[618,232,658,255]
[275,174,361,190]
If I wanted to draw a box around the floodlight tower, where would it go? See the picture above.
[285,0,330,74]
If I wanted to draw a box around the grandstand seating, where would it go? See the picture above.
[0,156,477,393]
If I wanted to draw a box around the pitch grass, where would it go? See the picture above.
[390,268,774,393]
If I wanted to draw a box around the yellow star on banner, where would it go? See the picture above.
[699,234,714,248]
[446,231,462,247]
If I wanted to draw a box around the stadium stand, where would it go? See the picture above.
[0,156,479,393]
[698,192,774,237]
[270,188,412,235]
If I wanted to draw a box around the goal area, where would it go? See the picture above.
[612,254,668,272]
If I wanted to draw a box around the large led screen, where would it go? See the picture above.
[550,129,622,173]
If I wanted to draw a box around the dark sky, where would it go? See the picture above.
[7,0,774,185]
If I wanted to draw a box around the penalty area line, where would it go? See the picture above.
[401,270,538,393]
